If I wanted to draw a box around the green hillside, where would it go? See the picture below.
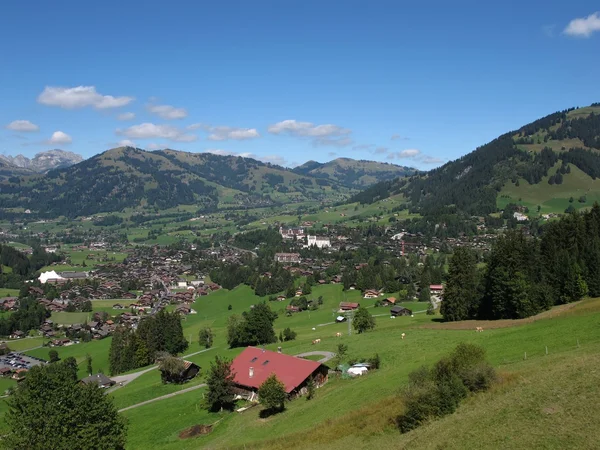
[0,147,352,218]
[351,104,600,217]
[293,157,417,188]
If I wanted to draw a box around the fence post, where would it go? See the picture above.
[545,346,548,355]
[577,339,580,348]
[524,352,527,360]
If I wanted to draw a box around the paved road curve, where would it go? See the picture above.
[118,383,207,413]
[294,351,336,364]
[109,347,215,391]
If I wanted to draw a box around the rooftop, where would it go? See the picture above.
[231,347,321,393]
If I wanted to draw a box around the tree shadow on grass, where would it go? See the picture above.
[259,406,285,419]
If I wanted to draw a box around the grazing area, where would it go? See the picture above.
[111,296,600,449]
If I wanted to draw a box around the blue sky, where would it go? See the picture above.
[1,1,599,169]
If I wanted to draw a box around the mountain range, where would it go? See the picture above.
[0,149,83,173]
[0,148,415,217]
[352,103,600,217]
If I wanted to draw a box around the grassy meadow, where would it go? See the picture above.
[498,163,600,215]
[1,280,598,449]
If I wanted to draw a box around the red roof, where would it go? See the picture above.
[430,284,444,290]
[231,347,321,393]
[339,302,360,309]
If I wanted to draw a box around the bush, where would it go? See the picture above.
[397,343,496,433]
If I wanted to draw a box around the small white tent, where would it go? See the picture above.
[38,270,64,284]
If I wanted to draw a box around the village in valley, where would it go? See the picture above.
[2,4,600,446]
[1,187,597,450]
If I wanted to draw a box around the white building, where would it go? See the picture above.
[513,212,528,222]
[38,270,64,284]
[306,235,331,248]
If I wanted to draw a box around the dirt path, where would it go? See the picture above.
[118,383,207,413]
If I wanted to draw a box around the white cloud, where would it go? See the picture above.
[147,104,188,120]
[374,146,388,154]
[206,126,260,141]
[564,12,600,37]
[186,123,207,131]
[204,149,255,158]
[268,119,352,147]
[420,156,444,165]
[399,149,421,158]
[327,152,337,158]
[268,119,351,138]
[46,131,72,145]
[116,123,197,142]
[38,86,133,109]
[187,123,260,141]
[385,149,443,165]
[117,112,136,121]
[391,134,409,141]
[386,149,421,160]
[118,139,136,147]
[260,154,287,166]
[5,120,39,132]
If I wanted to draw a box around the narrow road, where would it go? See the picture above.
[109,347,215,391]
[118,383,207,413]
[295,351,336,363]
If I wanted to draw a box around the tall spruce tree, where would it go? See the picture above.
[441,247,478,321]
[206,356,236,412]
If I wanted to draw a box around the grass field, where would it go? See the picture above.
[114,290,600,449]
[50,311,90,325]
[2,337,44,352]
[5,281,600,449]
[498,163,600,215]
[0,289,19,298]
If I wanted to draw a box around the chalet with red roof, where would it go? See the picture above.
[339,302,360,311]
[231,347,328,399]
[430,285,444,294]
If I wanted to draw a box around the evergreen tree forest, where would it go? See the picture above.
[109,310,188,375]
[442,205,600,321]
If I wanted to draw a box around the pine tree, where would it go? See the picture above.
[441,248,478,321]
[206,356,236,412]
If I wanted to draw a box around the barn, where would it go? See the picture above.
[231,347,328,399]
[390,305,412,317]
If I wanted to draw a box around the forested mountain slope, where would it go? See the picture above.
[0,147,351,218]
[292,157,416,188]
[351,104,600,217]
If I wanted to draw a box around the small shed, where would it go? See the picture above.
[390,306,412,317]
[80,373,115,388]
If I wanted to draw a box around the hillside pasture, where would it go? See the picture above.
[118,297,600,449]
[498,163,600,214]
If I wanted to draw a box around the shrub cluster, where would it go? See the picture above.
[397,343,495,433]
